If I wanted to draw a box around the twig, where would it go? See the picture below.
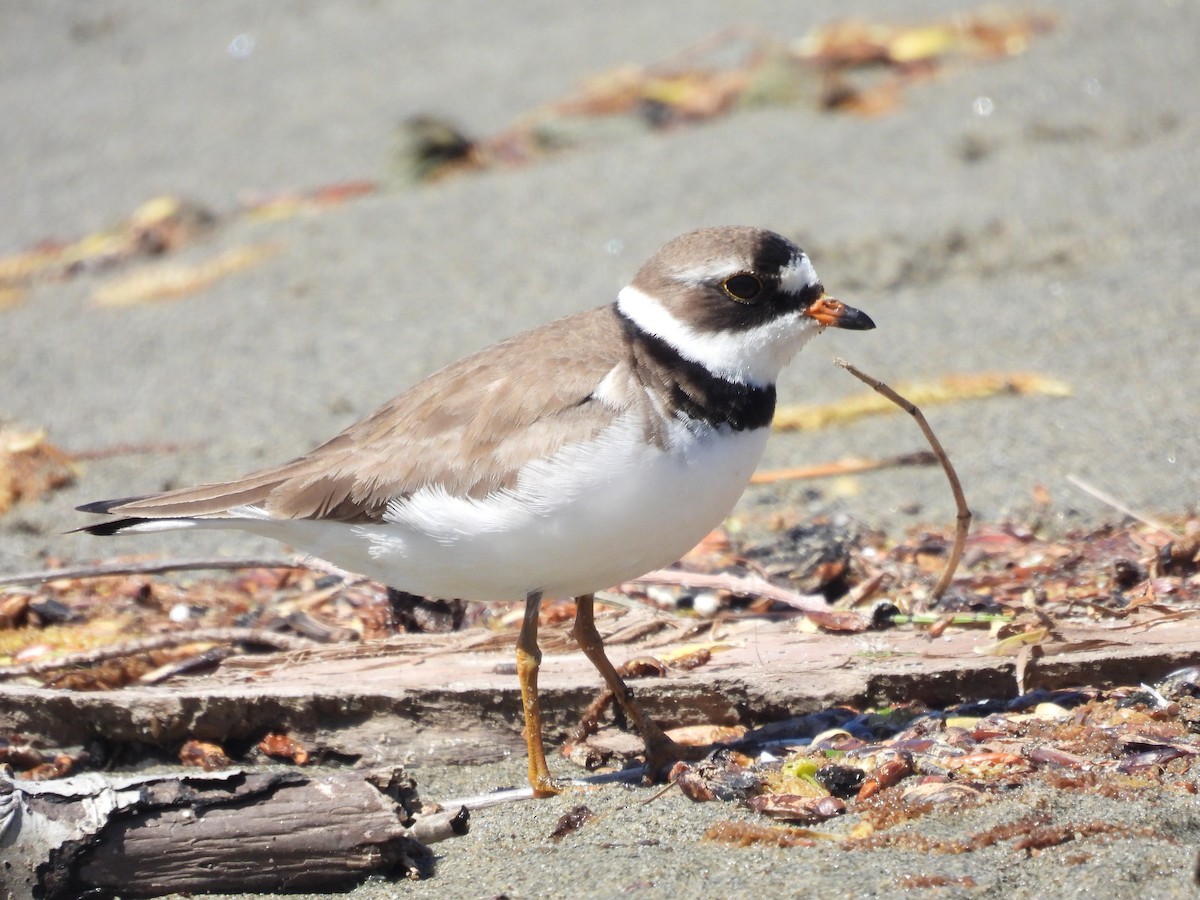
[887,612,1008,627]
[0,627,320,680]
[0,557,303,589]
[751,450,936,484]
[834,359,971,601]
[435,769,646,811]
[644,24,763,75]
[1065,474,1176,537]
[622,569,869,631]
[624,570,827,612]
[69,441,195,462]
[138,647,235,684]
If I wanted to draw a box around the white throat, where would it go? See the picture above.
[616,285,822,387]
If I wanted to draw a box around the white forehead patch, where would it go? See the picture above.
[616,285,823,387]
[672,260,748,285]
[779,253,820,295]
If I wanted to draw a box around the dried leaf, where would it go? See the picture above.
[617,655,667,679]
[0,244,62,286]
[704,820,822,848]
[179,739,232,770]
[664,723,747,746]
[257,732,311,765]
[549,804,597,842]
[774,372,1072,432]
[0,195,215,289]
[857,752,915,800]
[655,643,726,669]
[26,753,76,781]
[243,181,378,221]
[821,76,905,117]
[638,70,750,122]
[746,793,846,823]
[92,243,277,307]
[0,594,31,629]
[671,757,763,802]
[0,428,77,515]
[795,11,1057,65]
[751,451,936,484]
[974,626,1051,656]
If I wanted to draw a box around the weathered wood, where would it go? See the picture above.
[0,766,454,899]
[2,618,1200,771]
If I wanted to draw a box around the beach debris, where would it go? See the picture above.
[240,179,378,221]
[773,372,1072,433]
[704,820,822,848]
[684,672,1200,857]
[91,242,278,307]
[0,182,377,306]
[667,723,747,747]
[0,195,215,291]
[257,732,311,765]
[814,764,866,798]
[750,451,937,485]
[0,428,76,515]
[2,766,438,897]
[3,509,1197,687]
[897,874,979,889]
[179,739,232,770]
[1,505,1196,856]
[746,793,846,823]
[0,12,1057,312]
[671,754,764,802]
[549,804,598,842]
[394,11,1057,181]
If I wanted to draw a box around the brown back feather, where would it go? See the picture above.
[106,306,635,523]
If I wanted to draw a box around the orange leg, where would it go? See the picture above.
[571,593,705,781]
[516,590,560,797]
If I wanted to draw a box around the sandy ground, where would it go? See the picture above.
[3,1,1200,897]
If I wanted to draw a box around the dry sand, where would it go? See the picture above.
[2,1,1199,896]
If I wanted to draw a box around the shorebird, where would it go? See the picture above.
[78,226,875,794]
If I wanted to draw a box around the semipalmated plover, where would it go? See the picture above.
[78,226,874,794]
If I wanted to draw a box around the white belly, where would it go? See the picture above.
[257,415,770,601]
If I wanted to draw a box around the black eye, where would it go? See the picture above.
[722,273,763,302]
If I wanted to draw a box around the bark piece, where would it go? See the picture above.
[0,766,445,899]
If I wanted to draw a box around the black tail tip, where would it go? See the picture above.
[75,495,161,535]
[71,514,156,536]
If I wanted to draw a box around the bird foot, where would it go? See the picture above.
[530,775,563,798]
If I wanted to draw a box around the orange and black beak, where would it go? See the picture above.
[803,293,875,331]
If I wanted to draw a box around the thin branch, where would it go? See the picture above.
[624,569,827,612]
[0,627,320,680]
[834,358,971,602]
[0,557,303,589]
[1065,474,1176,536]
[622,569,869,631]
[751,450,936,484]
[69,440,195,462]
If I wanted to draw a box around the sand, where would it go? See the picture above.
[2,1,1199,896]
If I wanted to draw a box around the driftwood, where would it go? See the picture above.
[4,614,1200,777]
[0,765,464,899]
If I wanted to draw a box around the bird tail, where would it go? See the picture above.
[74,488,280,536]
